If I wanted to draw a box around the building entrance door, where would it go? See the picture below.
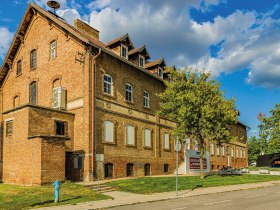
[105,163,113,178]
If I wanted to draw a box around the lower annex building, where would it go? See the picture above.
[0,3,248,185]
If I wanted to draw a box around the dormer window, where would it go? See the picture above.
[139,55,145,68]
[121,44,128,59]
[158,67,163,79]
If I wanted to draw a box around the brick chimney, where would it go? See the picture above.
[74,19,99,40]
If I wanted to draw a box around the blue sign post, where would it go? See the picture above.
[53,180,61,203]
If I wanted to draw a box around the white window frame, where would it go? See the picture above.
[121,44,128,59]
[139,55,145,67]
[158,67,163,79]
[222,146,225,156]
[126,125,135,145]
[50,40,57,59]
[210,143,214,155]
[104,74,112,95]
[216,145,220,156]
[104,121,114,143]
[125,83,133,102]
[164,132,170,150]
[144,128,151,148]
[143,91,150,108]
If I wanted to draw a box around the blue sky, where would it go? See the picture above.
[0,0,279,137]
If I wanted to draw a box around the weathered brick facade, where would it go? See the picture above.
[0,3,248,185]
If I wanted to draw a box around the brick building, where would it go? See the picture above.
[0,3,248,185]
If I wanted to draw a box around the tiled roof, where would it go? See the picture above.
[145,58,165,68]
[128,45,150,59]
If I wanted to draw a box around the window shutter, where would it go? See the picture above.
[104,121,114,143]
[144,129,151,147]
[126,125,135,145]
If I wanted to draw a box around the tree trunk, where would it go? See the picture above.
[199,138,204,179]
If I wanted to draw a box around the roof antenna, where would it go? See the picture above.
[47,1,60,14]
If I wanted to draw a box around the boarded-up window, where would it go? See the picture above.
[126,125,135,145]
[236,148,239,158]
[210,143,214,155]
[231,148,234,157]
[6,120,13,136]
[222,146,225,156]
[164,133,169,149]
[30,81,37,105]
[216,145,220,156]
[104,121,114,143]
[144,128,151,147]
[13,95,20,108]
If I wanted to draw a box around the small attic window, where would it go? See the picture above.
[121,44,128,59]
[158,67,163,79]
[139,55,145,68]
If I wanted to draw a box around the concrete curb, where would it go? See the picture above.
[37,180,280,210]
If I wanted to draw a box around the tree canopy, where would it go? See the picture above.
[158,67,238,177]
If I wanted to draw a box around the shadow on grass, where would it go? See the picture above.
[30,196,82,207]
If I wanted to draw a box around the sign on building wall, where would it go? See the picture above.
[189,157,207,170]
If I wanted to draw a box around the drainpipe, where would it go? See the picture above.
[91,48,101,180]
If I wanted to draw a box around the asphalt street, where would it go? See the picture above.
[108,185,280,210]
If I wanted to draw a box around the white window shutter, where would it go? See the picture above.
[104,121,114,143]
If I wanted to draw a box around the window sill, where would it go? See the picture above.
[125,100,134,105]
[144,146,152,150]
[103,141,116,145]
[163,148,171,152]
[126,144,136,148]
[143,106,151,110]
[16,73,22,78]
[30,67,37,71]
[103,93,115,99]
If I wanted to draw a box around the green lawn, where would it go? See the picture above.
[106,174,280,194]
[0,182,111,210]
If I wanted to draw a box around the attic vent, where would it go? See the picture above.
[74,19,99,40]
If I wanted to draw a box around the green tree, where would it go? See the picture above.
[158,67,238,178]
[262,104,280,154]
[248,136,261,163]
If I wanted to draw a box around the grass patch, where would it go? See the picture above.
[0,182,110,209]
[106,175,280,194]
[248,166,280,171]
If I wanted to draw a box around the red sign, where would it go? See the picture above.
[190,157,207,170]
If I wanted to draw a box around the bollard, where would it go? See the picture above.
[53,180,61,203]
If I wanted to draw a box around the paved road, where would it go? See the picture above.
[108,185,280,210]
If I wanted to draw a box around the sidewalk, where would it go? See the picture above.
[38,180,280,210]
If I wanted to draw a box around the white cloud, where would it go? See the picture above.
[57,8,81,25]
[87,0,111,10]
[25,0,280,89]
[0,27,14,60]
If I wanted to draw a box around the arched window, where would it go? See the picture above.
[144,163,151,176]
[126,163,134,176]
[52,78,60,88]
[50,40,57,59]
[104,74,112,95]
[30,81,37,105]
[104,121,114,143]
[125,83,133,102]
[105,163,113,178]
[13,95,20,108]
[30,49,37,69]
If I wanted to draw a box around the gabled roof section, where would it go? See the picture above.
[0,3,165,86]
[105,33,134,48]
[128,45,150,59]
[145,58,166,69]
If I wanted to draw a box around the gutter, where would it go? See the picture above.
[90,47,101,180]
